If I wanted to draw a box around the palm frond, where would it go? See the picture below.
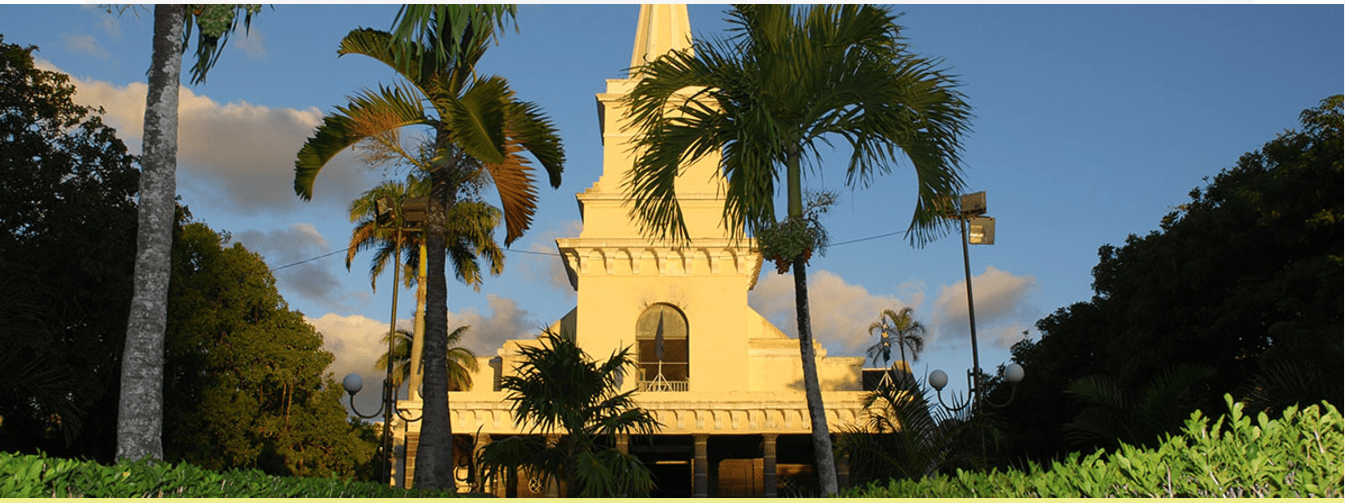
[374,328,414,389]
[444,76,510,165]
[494,327,658,496]
[338,28,423,86]
[388,5,516,72]
[623,4,972,248]
[506,100,566,189]
[480,142,541,246]
[294,84,430,200]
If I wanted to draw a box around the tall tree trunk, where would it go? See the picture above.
[792,258,839,495]
[117,4,184,462]
[898,334,907,373]
[409,243,428,401]
[784,152,838,496]
[415,152,458,491]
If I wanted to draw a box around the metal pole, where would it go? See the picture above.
[383,226,403,485]
[960,217,982,400]
[960,216,988,460]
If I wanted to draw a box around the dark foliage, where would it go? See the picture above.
[0,35,377,475]
[984,96,1343,466]
[0,35,140,461]
[161,214,376,478]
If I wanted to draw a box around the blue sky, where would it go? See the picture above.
[2,3,1340,414]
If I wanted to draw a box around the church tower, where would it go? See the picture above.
[555,4,763,393]
[395,6,869,496]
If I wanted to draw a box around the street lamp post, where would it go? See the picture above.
[929,191,1022,411]
[343,196,426,486]
[926,191,1022,460]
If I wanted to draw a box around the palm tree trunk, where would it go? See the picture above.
[791,258,839,495]
[409,242,428,400]
[415,150,459,491]
[116,3,184,461]
[785,152,838,496]
[898,335,908,374]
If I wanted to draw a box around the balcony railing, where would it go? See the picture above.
[637,379,689,392]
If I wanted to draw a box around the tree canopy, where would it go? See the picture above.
[0,36,376,474]
[162,212,376,478]
[0,35,140,460]
[988,95,1343,465]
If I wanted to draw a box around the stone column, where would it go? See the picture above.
[616,434,630,497]
[693,434,709,497]
[837,451,850,490]
[472,435,492,494]
[392,440,406,488]
[545,435,560,498]
[762,434,777,498]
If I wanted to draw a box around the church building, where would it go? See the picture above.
[393,5,879,497]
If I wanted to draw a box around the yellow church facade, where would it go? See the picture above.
[392,5,879,497]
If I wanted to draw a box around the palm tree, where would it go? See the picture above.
[346,171,504,399]
[119,5,259,461]
[478,328,659,497]
[375,326,479,393]
[1064,364,1215,450]
[866,308,927,374]
[835,372,974,484]
[623,5,972,494]
[293,19,564,490]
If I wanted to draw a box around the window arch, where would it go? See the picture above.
[634,303,689,391]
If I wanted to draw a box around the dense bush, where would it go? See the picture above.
[842,396,1343,498]
[0,451,485,498]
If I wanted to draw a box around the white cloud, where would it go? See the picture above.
[521,219,582,298]
[308,313,400,415]
[96,15,122,41]
[308,296,543,409]
[34,63,374,215]
[309,312,393,384]
[63,34,109,60]
[448,294,543,356]
[232,28,267,60]
[930,265,1037,351]
[748,269,925,357]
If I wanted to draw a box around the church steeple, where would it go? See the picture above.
[628,4,692,75]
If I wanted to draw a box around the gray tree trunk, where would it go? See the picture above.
[117,3,184,462]
[792,256,839,496]
[414,152,458,491]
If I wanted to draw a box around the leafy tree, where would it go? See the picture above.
[293,16,565,490]
[0,35,139,461]
[162,211,376,478]
[866,307,927,371]
[623,5,972,494]
[118,4,262,461]
[478,329,659,497]
[989,95,1343,465]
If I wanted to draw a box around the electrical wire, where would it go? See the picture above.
[268,229,908,271]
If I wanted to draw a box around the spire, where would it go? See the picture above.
[628,4,692,77]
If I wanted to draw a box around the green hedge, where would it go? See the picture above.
[0,451,484,497]
[843,396,1343,498]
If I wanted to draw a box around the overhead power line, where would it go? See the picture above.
[268,230,909,272]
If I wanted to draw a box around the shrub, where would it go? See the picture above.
[843,395,1343,497]
[0,451,486,497]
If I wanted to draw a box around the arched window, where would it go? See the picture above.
[634,303,689,391]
